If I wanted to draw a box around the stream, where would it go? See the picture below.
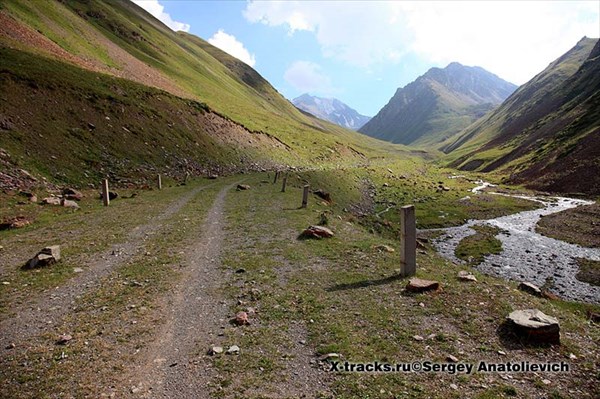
[432,181,600,304]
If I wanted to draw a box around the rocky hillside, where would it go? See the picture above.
[292,94,371,130]
[444,37,600,195]
[359,63,517,147]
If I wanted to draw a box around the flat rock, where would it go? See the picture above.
[300,225,334,239]
[56,334,73,345]
[236,184,251,191]
[226,345,240,355]
[507,309,560,345]
[458,271,477,282]
[406,278,440,293]
[62,199,80,209]
[518,282,542,297]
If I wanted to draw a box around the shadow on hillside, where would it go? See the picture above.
[326,274,404,292]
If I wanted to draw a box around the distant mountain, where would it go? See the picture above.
[292,94,371,130]
[359,62,517,147]
[444,37,600,195]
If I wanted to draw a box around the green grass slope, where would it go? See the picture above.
[443,37,600,195]
[0,0,417,188]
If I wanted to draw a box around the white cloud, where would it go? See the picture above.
[132,0,190,32]
[283,61,335,94]
[208,30,256,67]
[244,1,600,84]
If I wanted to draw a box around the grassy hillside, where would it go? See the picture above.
[0,0,416,189]
[443,37,600,195]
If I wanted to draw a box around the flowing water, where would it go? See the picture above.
[433,184,600,303]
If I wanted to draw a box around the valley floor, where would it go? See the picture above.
[0,171,598,399]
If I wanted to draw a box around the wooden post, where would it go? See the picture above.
[281,175,288,192]
[400,205,416,276]
[273,171,279,184]
[102,179,110,207]
[157,174,162,190]
[301,185,309,208]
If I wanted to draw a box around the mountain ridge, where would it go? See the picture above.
[444,37,600,195]
[359,62,517,147]
[292,93,371,130]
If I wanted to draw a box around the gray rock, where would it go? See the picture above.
[458,271,477,282]
[507,309,560,344]
[226,345,240,355]
[518,282,542,297]
[24,245,61,269]
[236,184,251,191]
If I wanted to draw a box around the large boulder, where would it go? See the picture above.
[23,245,61,269]
[507,309,560,345]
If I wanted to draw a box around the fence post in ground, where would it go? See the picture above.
[157,174,162,190]
[301,185,309,208]
[273,171,279,184]
[281,175,288,192]
[102,179,110,207]
[400,205,416,276]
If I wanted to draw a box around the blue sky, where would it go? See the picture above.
[132,1,600,117]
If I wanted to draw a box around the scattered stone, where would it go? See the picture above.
[498,350,507,356]
[42,197,62,206]
[373,244,395,253]
[73,267,84,273]
[382,183,389,187]
[458,271,477,282]
[406,278,440,293]
[23,245,61,269]
[2,281,10,285]
[56,334,73,345]
[62,199,80,209]
[235,268,246,274]
[507,309,560,345]
[569,353,577,360]
[63,188,83,201]
[300,225,334,239]
[0,216,31,230]
[446,355,459,363]
[226,345,240,355]
[208,174,218,180]
[542,379,551,385]
[208,346,224,355]
[236,184,251,191]
[234,311,250,326]
[87,122,96,130]
[5,343,15,349]
[518,282,542,297]
[450,384,458,390]
[412,335,424,341]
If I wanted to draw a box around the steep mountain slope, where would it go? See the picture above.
[359,63,517,147]
[292,94,371,130]
[0,0,414,188]
[444,37,600,195]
